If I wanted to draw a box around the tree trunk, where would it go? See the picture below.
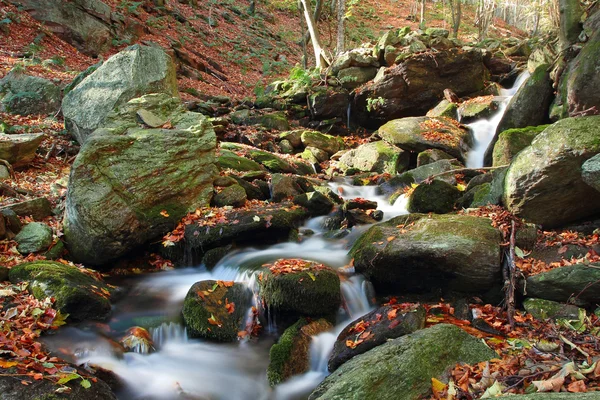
[300,0,330,69]
[299,0,325,47]
[420,0,426,29]
[298,0,308,69]
[449,0,462,38]
[336,0,346,55]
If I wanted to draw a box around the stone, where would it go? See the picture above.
[523,298,583,321]
[378,116,472,162]
[0,72,61,116]
[0,165,9,179]
[271,173,307,202]
[221,142,313,175]
[63,60,103,97]
[485,64,553,166]
[399,159,463,185]
[337,67,378,90]
[259,112,290,131]
[353,48,488,128]
[351,214,502,295]
[458,96,501,122]
[293,191,335,216]
[503,116,600,228]
[0,197,52,220]
[218,149,264,172]
[338,141,409,175]
[182,280,251,342]
[213,184,247,208]
[425,28,450,38]
[15,222,52,254]
[259,259,341,318]
[303,146,329,163]
[1,209,21,236]
[525,264,600,307]
[301,131,343,155]
[407,180,461,214]
[492,125,548,167]
[496,394,599,400]
[136,109,166,128]
[9,261,113,321]
[63,44,178,144]
[582,154,600,192]
[426,100,458,120]
[64,94,217,265]
[268,318,333,385]
[332,48,379,74]
[308,88,350,120]
[0,133,45,168]
[329,304,426,372]
[563,28,600,117]
[309,324,496,400]
[0,372,116,400]
[416,148,454,166]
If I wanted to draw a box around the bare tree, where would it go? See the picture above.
[476,0,496,41]
[336,0,346,54]
[449,0,462,38]
[420,0,426,29]
[299,0,330,68]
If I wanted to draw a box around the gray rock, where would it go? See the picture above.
[301,131,343,155]
[309,88,350,120]
[504,116,600,228]
[213,184,247,208]
[582,154,600,192]
[15,222,52,254]
[0,72,61,116]
[338,141,409,175]
[310,324,496,400]
[337,67,378,90]
[0,197,52,220]
[416,148,454,166]
[426,100,458,120]
[525,264,600,307]
[293,191,334,216]
[63,44,178,144]
[64,94,217,265]
[407,180,461,214]
[400,159,462,185]
[0,133,45,168]
[523,298,582,321]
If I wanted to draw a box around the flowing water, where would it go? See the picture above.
[465,72,530,168]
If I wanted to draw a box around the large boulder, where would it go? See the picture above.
[407,180,461,214]
[309,324,497,400]
[378,116,472,162]
[0,133,45,168]
[503,116,600,228]
[491,125,547,167]
[352,48,488,128]
[268,318,333,385]
[182,280,251,342]
[62,44,178,144]
[220,142,313,175]
[337,141,410,175]
[484,65,553,165]
[328,304,425,372]
[350,214,502,295]
[64,94,217,266]
[9,261,113,321]
[0,72,61,116]
[525,264,600,307]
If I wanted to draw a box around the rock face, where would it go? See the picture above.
[328,304,426,372]
[14,222,52,254]
[582,154,600,192]
[182,280,251,342]
[338,141,409,175]
[62,44,178,144]
[64,94,217,266]
[268,318,333,385]
[353,48,488,128]
[525,265,600,307]
[0,133,45,168]
[0,72,61,116]
[309,324,497,400]
[350,214,502,295]
[503,116,600,228]
[378,116,471,162]
[9,261,113,321]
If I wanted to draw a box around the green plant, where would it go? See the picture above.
[117,0,143,16]
[366,96,386,112]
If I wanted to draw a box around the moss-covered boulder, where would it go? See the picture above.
[329,304,425,372]
[259,259,341,318]
[523,298,582,321]
[378,116,471,162]
[182,280,251,342]
[213,184,247,208]
[309,324,496,400]
[218,149,264,172]
[9,261,113,321]
[503,116,600,228]
[62,44,178,144]
[407,180,461,214]
[350,214,502,295]
[221,142,313,175]
[301,131,343,155]
[64,94,218,266]
[338,67,378,90]
[492,125,548,167]
[458,96,500,122]
[484,65,553,166]
[582,154,600,192]
[0,71,61,116]
[14,222,52,254]
[293,191,335,216]
[268,318,333,385]
[338,141,409,175]
[0,132,45,168]
[426,99,458,120]
[460,167,507,208]
[525,264,600,307]
[399,159,463,185]
[416,148,454,167]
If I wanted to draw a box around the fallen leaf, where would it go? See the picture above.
[160,210,170,217]
[567,380,587,393]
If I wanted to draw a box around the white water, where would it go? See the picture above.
[46,184,406,400]
[465,72,531,168]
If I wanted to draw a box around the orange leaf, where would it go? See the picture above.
[160,210,170,217]
[387,236,395,242]
[387,309,398,320]
[0,360,18,368]
[567,380,587,393]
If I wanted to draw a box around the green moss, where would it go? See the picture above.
[407,180,460,214]
[492,125,548,166]
[268,319,306,386]
[218,150,263,172]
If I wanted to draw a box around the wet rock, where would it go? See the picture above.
[15,222,52,254]
[337,141,410,175]
[221,142,313,175]
[523,298,582,321]
[503,116,600,228]
[492,125,548,167]
[407,180,461,214]
[259,259,341,318]
[525,264,600,307]
[213,184,247,208]
[218,149,264,172]
[426,100,458,120]
[9,261,113,321]
[351,214,502,295]
[0,197,52,220]
[0,372,116,400]
[293,191,335,216]
[0,133,45,168]
[268,318,333,385]
[329,304,425,372]
[416,148,454,167]
[0,72,61,116]
[458,96,501,122]
[309,324,496,400]
[182,280,251,342]
[63,44,178,144]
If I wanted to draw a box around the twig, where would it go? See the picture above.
[44,143,56,162]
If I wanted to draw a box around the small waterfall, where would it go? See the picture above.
[346,103,352,130]
[150,322,188,348]
[465,71,531,169]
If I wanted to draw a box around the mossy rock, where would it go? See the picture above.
[492,125,548,167]
[338,141,410,175]
[523,298,582,321]
[458,97,500,122]
[399,159,463,185]
[221,142,313,175]
[213,184,247,208]
[293,191,335,216]
[259,112,290,131]
[15,222,52,254]
[525,264,600,307]
[259,259,341,318]
[268,318,333,386]
[416,148,454,167]
[407,180,461,214]
[182,280,251,342]
[582,153,600,192]
[301,131,343,155]
[9,261,113,321]
[426,100,458,120]
[309,324,496,400]
[218,149,264,172]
